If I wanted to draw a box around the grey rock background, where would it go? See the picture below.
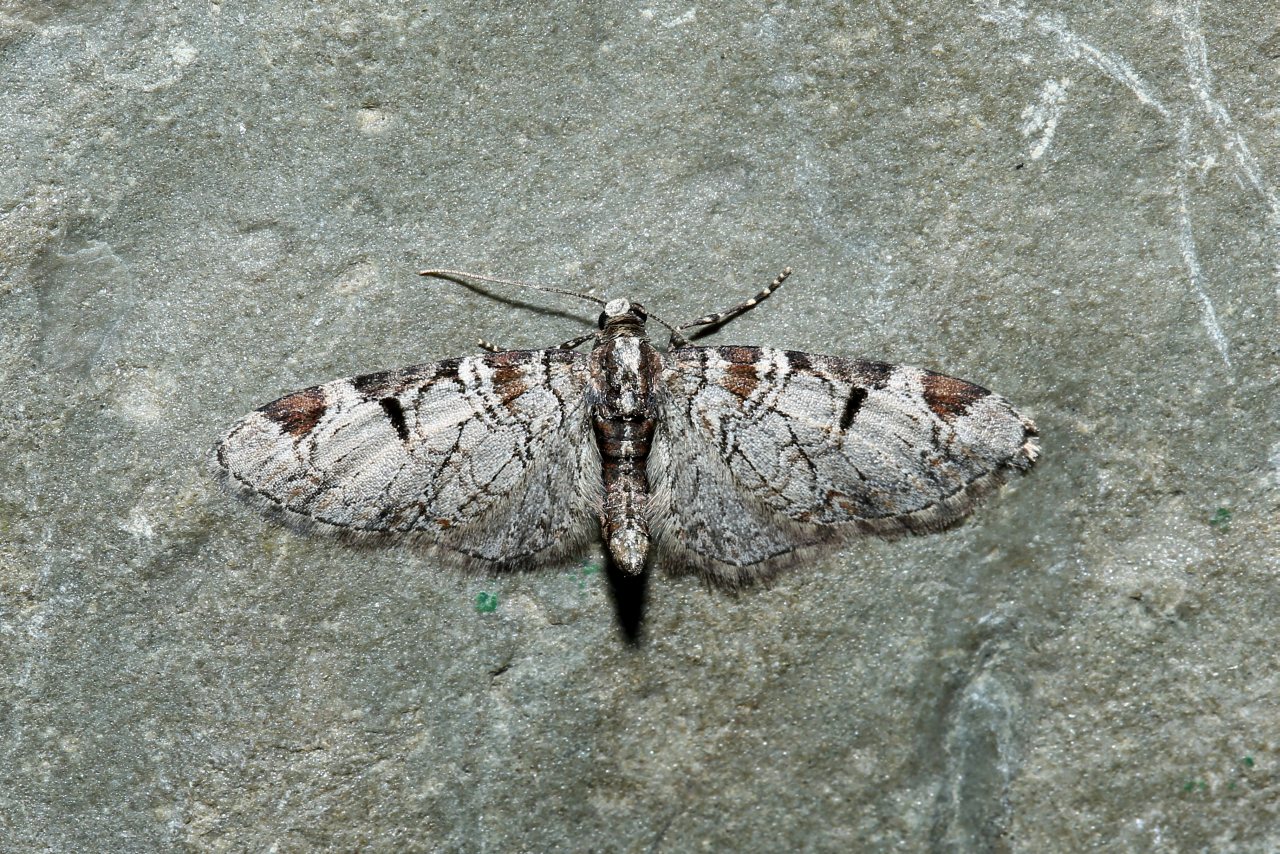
[2,0,1276,851]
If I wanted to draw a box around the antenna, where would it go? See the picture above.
[419,268,608,307]
[419,267,687,344]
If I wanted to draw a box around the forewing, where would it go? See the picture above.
[651,346,1038,586]
[214,349,599,571]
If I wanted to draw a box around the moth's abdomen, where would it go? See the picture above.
[593,409,659,577]
[593,414,656,459]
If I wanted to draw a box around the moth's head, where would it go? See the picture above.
[598,298,648,330]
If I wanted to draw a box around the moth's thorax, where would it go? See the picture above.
[590,331,661,462]
[591,328,661,419]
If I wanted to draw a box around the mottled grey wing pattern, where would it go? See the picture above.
[214,349,600,571]
[650,345,1039,586]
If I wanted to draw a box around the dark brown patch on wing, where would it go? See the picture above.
[921,372,989,422]
[491,363,533,403]
[711,348,764,400]
[721,362,760,399]
[484,351,541,410]
[258,386,327,437]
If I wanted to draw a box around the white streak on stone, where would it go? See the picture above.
[1019,78,1070,160]
[977,4,1170,118]
[1175,0,1280,295]
[662,8,697,28]
[1176,114,1232,369]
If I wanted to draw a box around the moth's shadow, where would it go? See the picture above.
[429,275,596,331]
[603,555,648,645]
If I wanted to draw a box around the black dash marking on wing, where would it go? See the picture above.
[859,361,893,390]
[839,387,868,431]
[379,397,410,442]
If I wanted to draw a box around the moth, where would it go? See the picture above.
[214,268,1039,590]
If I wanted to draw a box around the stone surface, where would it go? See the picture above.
[2,0,1276,851]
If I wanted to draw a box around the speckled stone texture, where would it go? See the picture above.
[1,1,1276,851]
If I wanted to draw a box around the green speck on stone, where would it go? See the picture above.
[1243,756,1254,768]
[474,592,498,613]
[570,561,601,590]
[1209,507,1232,530]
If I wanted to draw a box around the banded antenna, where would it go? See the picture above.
[419,267,686,342]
